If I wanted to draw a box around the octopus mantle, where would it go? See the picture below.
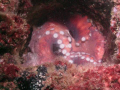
[24,15,105,66]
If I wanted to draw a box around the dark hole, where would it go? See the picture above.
[52,44,61,55]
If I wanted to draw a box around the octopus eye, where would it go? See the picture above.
[52,44,61,55]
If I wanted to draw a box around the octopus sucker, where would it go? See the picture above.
[23,14,105,67]
[67,51,97,65]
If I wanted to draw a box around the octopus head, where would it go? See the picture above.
[23,15,105,67]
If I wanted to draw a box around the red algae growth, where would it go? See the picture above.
[42,60,120,90]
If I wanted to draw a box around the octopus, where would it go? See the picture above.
[24,14,105,67]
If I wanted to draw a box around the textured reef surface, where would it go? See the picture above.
[0,0,120,90]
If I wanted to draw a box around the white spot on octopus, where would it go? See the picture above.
[45,31,50,35]
[60,44,65,49]
[60,31,64,35]
[81,37,86,42]
[53,33,58,38]
[57,39,62,44]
